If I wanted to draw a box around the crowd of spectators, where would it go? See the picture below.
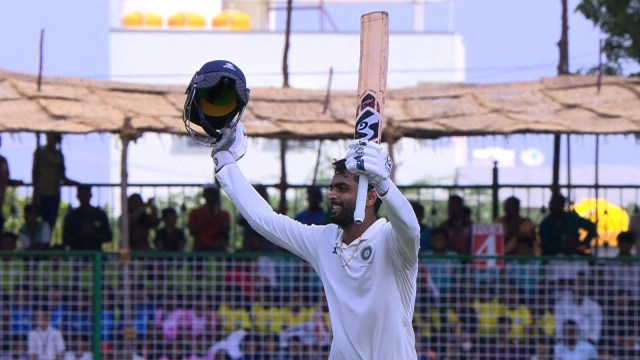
[2,134,640,359]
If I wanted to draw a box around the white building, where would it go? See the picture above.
[107,0,468,186]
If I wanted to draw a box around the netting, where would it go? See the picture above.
[1,254,639,359]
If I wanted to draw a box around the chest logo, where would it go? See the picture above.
[360,245,373,262]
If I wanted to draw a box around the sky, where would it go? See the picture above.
[0,0,638,186]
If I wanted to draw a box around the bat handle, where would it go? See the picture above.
[354,175,369,224]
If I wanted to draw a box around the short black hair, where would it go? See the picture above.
[162,207,177,218]
[430,227,448,239]
[516,235,535,248]
[504,196,520,208]
[332,158,382,213]
[617,231,634,244]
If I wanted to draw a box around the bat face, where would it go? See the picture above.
[354,92,380,141]
[352,11,388,225]
[354,12,388,144]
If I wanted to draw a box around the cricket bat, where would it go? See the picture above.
[353,11,389,224]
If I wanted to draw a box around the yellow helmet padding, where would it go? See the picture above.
[198,84,238,117]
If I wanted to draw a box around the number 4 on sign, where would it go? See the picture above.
[472,224,504,269]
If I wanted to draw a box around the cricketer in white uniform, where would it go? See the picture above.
[212,123,421,360]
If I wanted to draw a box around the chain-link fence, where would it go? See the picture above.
[1,253,639,359]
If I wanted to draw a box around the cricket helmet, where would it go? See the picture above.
[183,60,250,146]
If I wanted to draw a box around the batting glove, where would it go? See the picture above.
[211,121,248,171]
[345,139,392,195]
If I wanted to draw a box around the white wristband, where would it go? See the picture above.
[374,178,391,196]
[213,151,236,172]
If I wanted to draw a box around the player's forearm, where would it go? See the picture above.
[216,163,310,259]
[379,181,420,258]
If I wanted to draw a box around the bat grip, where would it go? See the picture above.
[354,175,369,224]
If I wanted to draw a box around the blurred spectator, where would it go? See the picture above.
[251,286,284,335]
[100,292,120,345]
[62,185,112,251]
[10,286,32,337]
[539,193,596,256]
[629,208,640,254]
[262,333,282,360]
[495,196,538,255]
[553,273,602,344]
[66,293,91,337]
[0,136,24,234]
[505,236,542,297]
[46,286,68,335]
[32,133,80,230]
[411,201,432,253]
[480,316,525,360]
[282,334,304,360]
[1,231,17,251]
[218,286,251,335]
[553,319,597,360]
[545,238,592,288]
[529,291,555,339]
[125,193,159,251]
[523,324,553,360]
[607,231,640,302]
[500,281,532,340]
[28,308,66,360]
[420,227,458,299]
[188,185,230,252]
[603,289,639,360]
[154,207,186,252]
[17,204,50,250]
[1,334,28,360]
[472,282,503,336]
[62,334,91,360]
[239,332,262,360]
[282,291,315,332]
[439,195,472,254]
[294,186,328,225]
[132,285,154,343]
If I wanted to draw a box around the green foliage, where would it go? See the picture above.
[576,0,640,74]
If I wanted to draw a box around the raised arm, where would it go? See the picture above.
[212,123,322,265]
[345,140,420,264]
[379,181,421,264]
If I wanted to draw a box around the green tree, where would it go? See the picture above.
[576,0,640,76]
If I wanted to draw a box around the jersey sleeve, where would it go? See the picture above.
[379,182,420,267]
[216,163,323,266]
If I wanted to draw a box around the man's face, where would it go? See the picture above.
[504,199,519,217]
[563,322,578,341]
[77,188,92,206]
[328,172,358,227]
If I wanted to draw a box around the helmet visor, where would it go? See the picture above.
[197,78,238,117]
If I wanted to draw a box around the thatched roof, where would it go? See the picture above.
[1,70,639,140]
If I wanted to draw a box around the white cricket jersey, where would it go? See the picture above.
[217,163,420,360]
[28,326,66,360]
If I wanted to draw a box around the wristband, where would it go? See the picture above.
[212,150,236,172]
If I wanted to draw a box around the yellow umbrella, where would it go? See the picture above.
[573,198,630,247]
[212,9,251,31]
[168,12,206,29]
[122,12,163,28]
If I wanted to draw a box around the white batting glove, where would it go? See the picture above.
[211,121,248,171]
[345,139,392,195]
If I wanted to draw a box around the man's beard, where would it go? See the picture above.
[329,202,355,227]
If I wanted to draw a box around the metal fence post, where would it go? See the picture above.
[93,252,103,360]
[492,161,499,220]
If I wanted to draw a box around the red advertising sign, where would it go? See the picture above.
[472,224,504,269]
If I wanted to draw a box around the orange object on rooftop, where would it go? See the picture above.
[212,9,251,31]
[168,12,206,29]
[122,12,163,28]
